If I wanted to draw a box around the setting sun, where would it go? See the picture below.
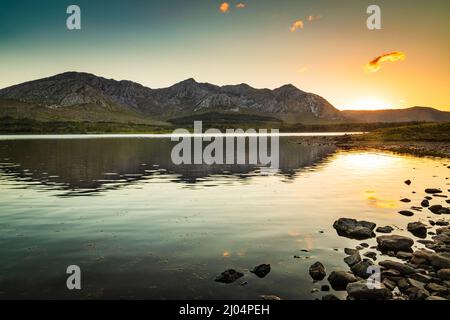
[345,99,393,111]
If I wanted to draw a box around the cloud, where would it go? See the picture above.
[366,52,406,72]
[236,3,246,9]
[290,20,304,32]
[307,15,321,22]
[219,2,230,14]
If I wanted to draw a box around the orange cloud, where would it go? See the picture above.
[366,52,406,72]
[236,3,246,9]
[219,2,230,14]
[290,20,304,32]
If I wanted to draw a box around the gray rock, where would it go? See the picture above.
[376,226,394,234]
[251,264,271,278]
[396,252,413,260]
[407,222,428,238]
[309,262,326,281]
[430,253,450,269]
[425,283,448,293]
[344,253,362,267]
[344,248,359,255]
[364,252,377,260]
[346,281,393,300]
[377,235,414,252]
[333,218,376,240]
[327,271,358,290]
[215,269,244,284]
[379,260,417,275]
[351,260,374,279]
[437,269,450,280]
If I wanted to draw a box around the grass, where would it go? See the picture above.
[0,117,173,134]
[357,122,450,142]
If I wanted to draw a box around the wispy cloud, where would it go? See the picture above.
[366,52,406,72]
[236,3,246,9]
[219,2,230,14]
[290,20,304,32]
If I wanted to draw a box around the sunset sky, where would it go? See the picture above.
[0,0,449,110]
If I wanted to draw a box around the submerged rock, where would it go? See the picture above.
[429,205,450,215]
[399,210,414,217]
[407,222,428,238]
[376,226,394,234]
[377,235,414,252]
[251,264,271,278]
[327,271,358,290]
[425,188,443,194]
[421,200,430,207]
[333,218,376,240]
[347,281,393,300]
[215,269,244,284]
[309,262,326,281]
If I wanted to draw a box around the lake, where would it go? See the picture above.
[0,135,448,299]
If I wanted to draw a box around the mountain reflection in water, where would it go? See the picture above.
[0,137,336,196]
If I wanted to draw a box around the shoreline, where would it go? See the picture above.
[293,136,450,159]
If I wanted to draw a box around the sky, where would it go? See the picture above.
[0,0,449,110]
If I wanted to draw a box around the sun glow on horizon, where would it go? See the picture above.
[343,99,393,111]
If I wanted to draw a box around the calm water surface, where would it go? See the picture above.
[0,135,449,299]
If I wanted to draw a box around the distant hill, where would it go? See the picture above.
[0,72,343,125]
[341,107,450,123]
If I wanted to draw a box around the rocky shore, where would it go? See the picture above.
[214,173,450,301]
[293,135,450,158]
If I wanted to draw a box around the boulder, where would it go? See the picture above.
[327,271,358,291]
[430,253,450,269]
[407,222,428,238]
[399,210,414,217]
[346,281,393,300]
[333,218,376,240]
[376,226,394,234]
[421,200,430,207]
[251,264,271,278]
[351,260,374,279]
[344,253,362,267]
[309,262,326,281]
[437,269,450,281]
[215,269,244,284]
[379,260,417,275]
[377,235,414,252]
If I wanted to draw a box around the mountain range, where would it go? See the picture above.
[0,72,449,126]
